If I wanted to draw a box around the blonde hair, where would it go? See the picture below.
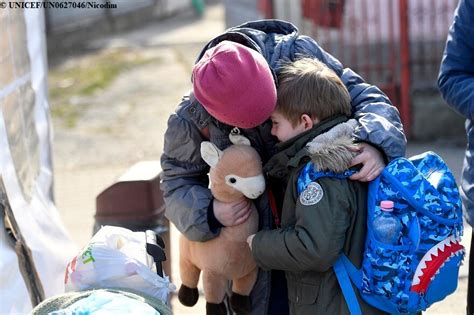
[276,58,351,126]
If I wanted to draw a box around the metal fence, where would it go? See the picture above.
[259,0,459,136]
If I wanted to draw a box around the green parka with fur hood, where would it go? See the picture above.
[251,117,387,315]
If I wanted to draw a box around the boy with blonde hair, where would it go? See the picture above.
[248,58,385,315]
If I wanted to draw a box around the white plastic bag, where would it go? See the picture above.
[49,291,160,315]
[64,226,175,304]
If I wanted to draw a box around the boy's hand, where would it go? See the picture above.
[213,198,251,227]
[247,234,255,250]
[348,143,385,182]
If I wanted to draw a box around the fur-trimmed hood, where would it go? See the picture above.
[307,119,358,173]
[264,116,358,182]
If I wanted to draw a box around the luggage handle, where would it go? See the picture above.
[145,230,166,277]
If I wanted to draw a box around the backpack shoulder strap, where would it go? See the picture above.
[297,162,363,315]
[334,256,362,315]
[297,161,356,195]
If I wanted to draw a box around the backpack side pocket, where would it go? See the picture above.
[361,238,413,313]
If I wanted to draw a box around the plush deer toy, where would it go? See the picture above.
[178,134,265,315]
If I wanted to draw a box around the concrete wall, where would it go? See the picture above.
[223,0,262,28]
[411,91,466,142]
[45,0,191,58]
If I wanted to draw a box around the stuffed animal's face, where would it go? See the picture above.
[201,142,265,203]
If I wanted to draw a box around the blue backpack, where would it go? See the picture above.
[297,151,465,315]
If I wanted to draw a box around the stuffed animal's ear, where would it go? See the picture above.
[229,133,251,146]
[201,142,223,168]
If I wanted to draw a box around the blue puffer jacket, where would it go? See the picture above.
[161,20,406,314]
[438,0,474,227]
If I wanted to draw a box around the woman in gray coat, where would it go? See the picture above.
[161,19,406,315]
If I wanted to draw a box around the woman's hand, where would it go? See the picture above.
[348,142,385,182]
[213,198,252,227]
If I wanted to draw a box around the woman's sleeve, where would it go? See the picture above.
[160,97,217,242]
[438,0,474,120]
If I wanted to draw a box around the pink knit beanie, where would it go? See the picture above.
[192,41,277,128]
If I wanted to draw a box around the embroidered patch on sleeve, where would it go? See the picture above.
[300,182,324,206]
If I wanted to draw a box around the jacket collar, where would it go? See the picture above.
[264,115,355,179]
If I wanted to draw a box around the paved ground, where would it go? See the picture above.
[51,3,471,314]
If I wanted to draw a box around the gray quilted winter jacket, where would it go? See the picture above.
[161,20,406,315]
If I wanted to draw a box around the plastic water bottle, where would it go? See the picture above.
[372,200,402,244]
